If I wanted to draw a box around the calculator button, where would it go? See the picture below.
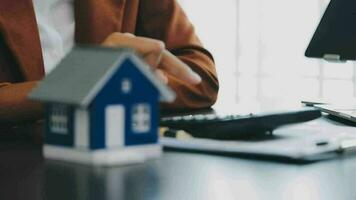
[172,116,183,121]
[205,114,217,120]
[193,115,206,120]
[160,117,170,122]
[216,115,228,120]
[183,115,194,121]
[221,115,235,120]
[231,115,243,119]
[228,115,239,119]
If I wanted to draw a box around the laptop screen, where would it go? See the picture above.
[305,0,356,61]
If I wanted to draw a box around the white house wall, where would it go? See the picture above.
[75,108,89,149]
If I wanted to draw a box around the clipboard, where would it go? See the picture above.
[160,121,356,162]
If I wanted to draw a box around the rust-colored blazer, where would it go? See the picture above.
[0,0,218,137]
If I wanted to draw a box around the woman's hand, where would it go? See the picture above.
[102,32,201,85]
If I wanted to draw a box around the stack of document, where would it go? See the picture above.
[160,119,356,162]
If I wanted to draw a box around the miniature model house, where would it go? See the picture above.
[30,46,175,166]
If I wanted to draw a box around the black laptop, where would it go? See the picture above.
[305,0,356,61]
[305,0,356,122]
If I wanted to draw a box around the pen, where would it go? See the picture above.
[338,139,356,152]
[159,127,193,140]
[315,138,356,153]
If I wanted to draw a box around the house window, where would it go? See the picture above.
[132,104,151,133]
[50,104,69,134]
[121,78,132,94]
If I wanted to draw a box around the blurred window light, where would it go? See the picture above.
[179,0,355,107]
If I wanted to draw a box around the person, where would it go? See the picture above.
[0,0,219,140]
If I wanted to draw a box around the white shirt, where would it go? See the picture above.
[33,0,75,74]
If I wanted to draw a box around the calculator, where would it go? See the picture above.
[160,108,321,140]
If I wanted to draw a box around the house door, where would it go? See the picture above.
[105,105,125,148]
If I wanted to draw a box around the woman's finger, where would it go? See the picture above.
[102,33,165,56]
[160,50,201,85]
[154,69,168,84]
[102,33,201,85]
